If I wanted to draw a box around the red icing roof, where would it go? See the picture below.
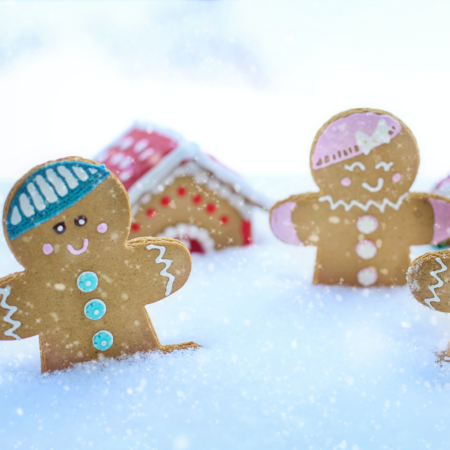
[97,126,179,190]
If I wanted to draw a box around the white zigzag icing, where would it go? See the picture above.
[426,257,447,310]
[0,285,21,340]
[146,245,175,296]
[319,192,408,213]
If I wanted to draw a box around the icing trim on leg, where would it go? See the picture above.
[147,245,175,296]
[0,285,21,340]
[270,202,302,245]
[428,198,450,245]
[426,257,447,310]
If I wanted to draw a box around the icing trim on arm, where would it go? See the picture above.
[270,202,303,246]
[0,285,21,340]
[146,245,175,296]
[428,198,450,245]
[426,257,447,310]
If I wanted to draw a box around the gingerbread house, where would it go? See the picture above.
[96,123,271,253]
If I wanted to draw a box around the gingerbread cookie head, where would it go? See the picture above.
[3,157,130,269]
[310,108,419,204]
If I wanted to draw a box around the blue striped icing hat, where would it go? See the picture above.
[6,160,110,240]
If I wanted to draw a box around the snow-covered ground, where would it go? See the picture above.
[2,1,450,448]
[1,175,450,450]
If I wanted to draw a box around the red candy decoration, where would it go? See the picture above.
[242,220,252,246]
[177,186,187,196]
[131,222,141,232]
[161,196,171,206]
[146,208,157,218]
[206,203,217,214]
[193,194,202,204]
[220,215,229,225]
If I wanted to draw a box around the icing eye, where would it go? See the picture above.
[75,216,87,227]
[53,222,66,234]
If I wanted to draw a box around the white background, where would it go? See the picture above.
[0,1,450,185]
[1,2,450,450]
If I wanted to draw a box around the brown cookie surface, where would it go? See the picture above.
[0,157,199,372]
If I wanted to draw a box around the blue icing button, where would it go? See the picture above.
[77,271,98,293]
[92,330,113,351]
[84,299,106,321]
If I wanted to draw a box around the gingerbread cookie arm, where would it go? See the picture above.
[403,193,450,245]
[270,193,322,245]
[407,250,450,312]
[424,193,450,245]
[126,237,192,304]
[0,271,41,340]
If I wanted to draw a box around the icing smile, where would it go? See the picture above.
[362,178,384,193]
[67,238,89,255]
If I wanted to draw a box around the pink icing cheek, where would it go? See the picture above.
[392,173,402,183]
[97,223,108,234]
[42,243,54,255]
[341,177,351,187]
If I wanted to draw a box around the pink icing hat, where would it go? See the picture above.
[311,112,402,170]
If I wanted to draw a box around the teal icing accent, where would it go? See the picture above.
[92,330,113,351]
[77,271,99,293]
[6,161,109,240]
[84,299,106,320]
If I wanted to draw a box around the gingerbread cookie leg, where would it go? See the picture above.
[144,308,201,355]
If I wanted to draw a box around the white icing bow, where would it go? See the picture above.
[355,119,391,156]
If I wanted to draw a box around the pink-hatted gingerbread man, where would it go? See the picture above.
[270,108,450,286]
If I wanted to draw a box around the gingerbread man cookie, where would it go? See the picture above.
[270,108,450,286]
[0,157,198,372]
[407,250,450,362]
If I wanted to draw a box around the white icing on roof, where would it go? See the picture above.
[124,121,273,210]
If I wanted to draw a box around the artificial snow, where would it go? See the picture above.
[1,177,450,450]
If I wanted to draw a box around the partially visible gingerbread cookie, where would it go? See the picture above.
[0,157,199,373]
[407,250,450,362]
[270,108,450,286]
[407,250,450,312]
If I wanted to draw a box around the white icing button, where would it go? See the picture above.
[357,267,378,286]
[355,240,377,259]
[356,215,378,234]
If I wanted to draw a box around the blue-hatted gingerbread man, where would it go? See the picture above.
[0,157,198,372]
